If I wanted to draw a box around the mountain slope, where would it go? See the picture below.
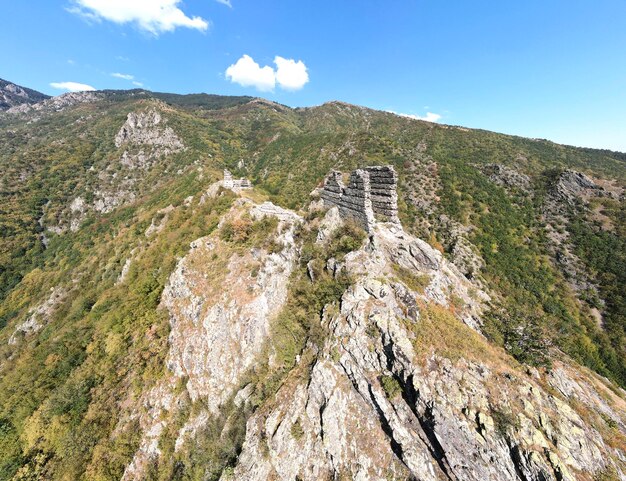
[0,79,49,111]
[0,85,624,480]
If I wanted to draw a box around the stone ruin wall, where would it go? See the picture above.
[223,169,252,191]
[320,165,399,232]
[367,166,400,224]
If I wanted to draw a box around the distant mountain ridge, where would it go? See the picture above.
[0,78,49,111]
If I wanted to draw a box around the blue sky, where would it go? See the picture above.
[3,0,626,152]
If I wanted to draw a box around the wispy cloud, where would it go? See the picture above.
[111,72,144,88]
[111,72,134,80]
[68,0,209,35]
[387,110,442,123]
[225,54,309,92]
[50,81,96,92]
[215,0,232,7]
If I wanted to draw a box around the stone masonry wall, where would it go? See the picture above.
[223,169,252,192]
[320,165,399,232]
[365,166,400,223]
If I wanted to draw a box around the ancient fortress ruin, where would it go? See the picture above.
[223,169,252,192]
[320,165,400,232]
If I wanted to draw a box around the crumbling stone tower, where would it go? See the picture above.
[223,169,252,192]
[320,165,400,232]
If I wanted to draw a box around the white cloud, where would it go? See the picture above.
[274,56,309,91]
[225,54,309,92]
[132,81,144,87]
[69,0,209,34]
[225,55,276,91]
[216,0,232,7]
[50,82,96,92]
[388,110,442,123]
[111,72,134,80]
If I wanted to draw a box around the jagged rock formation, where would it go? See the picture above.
[437,214,484,280]
[551,170,603,206]
[115,109,185,152]
[1,81,625,481]
[320,165,400,232]
[89,109,186,215]
[222,210,623,481]
[119,186,625,481]
[121,198,301,480]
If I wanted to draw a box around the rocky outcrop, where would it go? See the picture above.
[111,185,626,481]
[112,109,185,174]
[8,287,67,344]
[482,163,532,193]
[121,199,302,480]
[437,214,484,280]
[552,170,602,206]
[6,91,102,114]
[0,78,49,111]
[225,222,625,481]
[144,205,175,237]
[163,201,300,408]
[542,170,605,299]
[115,110,184,151]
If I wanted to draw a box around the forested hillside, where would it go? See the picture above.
[0,88,624,480]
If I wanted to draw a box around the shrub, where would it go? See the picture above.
[290,420,304,441]
[326,221,367,260]
[380,375,402,399]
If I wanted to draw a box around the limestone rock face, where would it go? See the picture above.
[225,224,625,481]
[163,205,300,409]
[114,110,184,151]
[121,199,302,480]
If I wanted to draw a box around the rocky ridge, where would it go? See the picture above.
[117,180,625,481]
[224,209,625,481]
[0,78,49,111]
[120,197,302,480]
[4,90,103,115]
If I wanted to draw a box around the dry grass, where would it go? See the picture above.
[406,301,513,370]
[392,264,430,294]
